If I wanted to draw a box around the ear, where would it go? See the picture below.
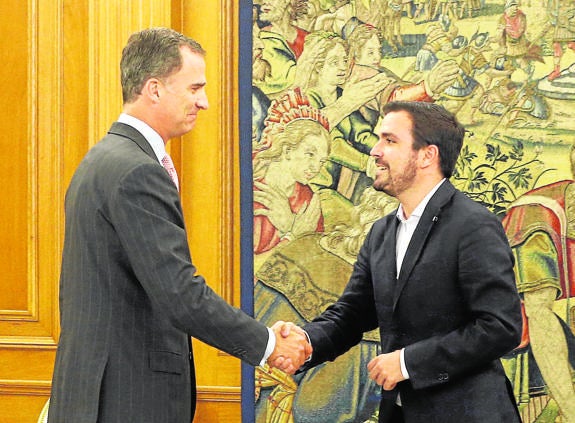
[419,144,439,169]
[142,78,161,103]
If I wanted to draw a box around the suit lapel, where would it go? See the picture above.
[381,214,400,289]
[108,121,157,160]
[373,214,400,354]
[392,181,456,310]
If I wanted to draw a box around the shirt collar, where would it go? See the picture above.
[118,113,166,163]
[396,179,446,223]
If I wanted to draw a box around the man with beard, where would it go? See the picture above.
[274,101,522,422]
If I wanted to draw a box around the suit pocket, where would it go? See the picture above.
[149,350,183,375]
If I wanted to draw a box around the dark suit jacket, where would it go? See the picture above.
[303,181,522,423]
[48,123,269,423]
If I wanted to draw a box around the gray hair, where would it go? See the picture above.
[120,27,205,104]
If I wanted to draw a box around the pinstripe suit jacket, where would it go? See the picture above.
[303,181,522,422]
[48,122,269,423]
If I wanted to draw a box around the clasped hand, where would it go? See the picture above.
[266,321,404,389]
[367,350,405,390]
[267,321,312,374]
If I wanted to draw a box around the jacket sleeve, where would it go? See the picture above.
[404,210,522,390]
[109,161,269,366]
[302,225,380,368]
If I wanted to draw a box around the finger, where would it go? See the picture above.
[383,379,397,391]
[367,356,379,371]
[271,321,287,338]
[290,328,312,359]
[369,368,381,384]
[294,342,308,365]
[291,354,305,371]
[271,356,285,369]
[271,320,286,329]
[279,357,293,371]
[282,364,296,375]
[278,321,304,338]
[304,341,313,358]
[285,353,303,372]
[280,322,293,337]
[368,361,379,378]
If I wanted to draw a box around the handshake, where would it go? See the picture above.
[266,321,312,375]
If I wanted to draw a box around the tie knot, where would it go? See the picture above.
[161,154,179,191]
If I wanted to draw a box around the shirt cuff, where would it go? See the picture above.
[400,348,410,380]
[260,327,276,367]
[303,330,312,362]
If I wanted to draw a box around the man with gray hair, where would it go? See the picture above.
[48,27,311,423]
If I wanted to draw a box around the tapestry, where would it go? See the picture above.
[248,0,575,421]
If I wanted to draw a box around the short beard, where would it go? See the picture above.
[372,156,417,198]
[372,179,393,196]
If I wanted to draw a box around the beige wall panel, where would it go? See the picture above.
[0,1,62,340]
[0,0,63,419]
[0,395,48,423]
[0,349,55,381]
[63,0,90,183]
[194,387,241,422]
[0,0,243,420]
[180,1,244,419]
[0,0,32,314]
[87,0,173,146]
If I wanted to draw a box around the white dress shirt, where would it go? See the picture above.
[118,113,166,163]
[396,179,445,404]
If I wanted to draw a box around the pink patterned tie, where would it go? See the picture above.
[161,153,179,191]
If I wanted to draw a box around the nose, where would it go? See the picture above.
[370,139,383,158]
[197,91,209,110]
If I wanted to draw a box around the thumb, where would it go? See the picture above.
[280,322,292,338]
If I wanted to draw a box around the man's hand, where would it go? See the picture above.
[367,350,405,390]
[267,321,312,374]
